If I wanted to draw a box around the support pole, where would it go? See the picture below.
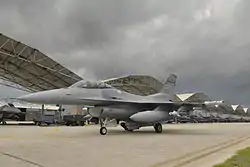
[41,104,44,122]
[59,105,63,123]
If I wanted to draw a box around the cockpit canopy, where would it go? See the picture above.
[69,80,112,89]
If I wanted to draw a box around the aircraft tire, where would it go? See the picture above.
[100,127,107,135]
[2,121,7,125]
[154,123,162,133]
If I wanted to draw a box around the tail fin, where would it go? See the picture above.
[160,74,177,95]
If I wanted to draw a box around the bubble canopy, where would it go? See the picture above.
[69,80,112,89]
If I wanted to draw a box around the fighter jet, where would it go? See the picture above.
[18,74,222,135]
[0,102,24,125]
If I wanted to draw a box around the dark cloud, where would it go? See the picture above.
[1,0,250,105]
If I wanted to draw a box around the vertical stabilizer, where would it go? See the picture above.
[160,74,177,96]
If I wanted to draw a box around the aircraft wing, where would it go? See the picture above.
[88,98,205,108]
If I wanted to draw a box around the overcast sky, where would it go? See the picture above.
[0,0,250,106]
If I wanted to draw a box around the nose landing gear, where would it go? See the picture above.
[100,127,107,135]
[99,118,108,135]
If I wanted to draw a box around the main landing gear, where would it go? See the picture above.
[99,119,163,135]
[154,123,163,133]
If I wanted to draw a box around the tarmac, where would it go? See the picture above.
[1,123,250,167]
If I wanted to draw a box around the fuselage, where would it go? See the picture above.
[19,82,171,106]
[18,75,179,134]
[20,87,171,121]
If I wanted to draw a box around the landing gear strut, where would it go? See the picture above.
[154,123,162,133]
[99,118,108,135]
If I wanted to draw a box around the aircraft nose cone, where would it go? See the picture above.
[18,89,63,104]
[18,92,47,103]
[18,94,33,102]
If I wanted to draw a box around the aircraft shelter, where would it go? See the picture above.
[172,92,211,103]
[0,33,163,95]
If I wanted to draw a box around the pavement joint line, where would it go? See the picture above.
[149,135,250,167]
[173,135,250,167]
[0,151,46,167]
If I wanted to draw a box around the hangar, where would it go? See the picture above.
[212,104,234,114]
[232,105,246,116]
[172,92,240,116]
[0,33,83,92]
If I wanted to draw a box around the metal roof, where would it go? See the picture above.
[213,104,234,114]
[173,92,211,102]
[0,33,83,92]
[231,105,245,115]
[0,33,169,96]
[103,75,164,96]
[176,93,195,101]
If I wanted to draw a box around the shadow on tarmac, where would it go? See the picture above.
[82,128,220,137]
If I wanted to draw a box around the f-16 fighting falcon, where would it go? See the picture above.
[18,74,222,135]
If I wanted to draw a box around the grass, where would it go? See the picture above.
[214,147,250,167]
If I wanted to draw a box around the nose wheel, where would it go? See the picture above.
[100,127,107,135]
[154,123,162,133]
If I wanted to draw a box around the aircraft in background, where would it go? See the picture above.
[18,74,223,135]
[0,102,24,125]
